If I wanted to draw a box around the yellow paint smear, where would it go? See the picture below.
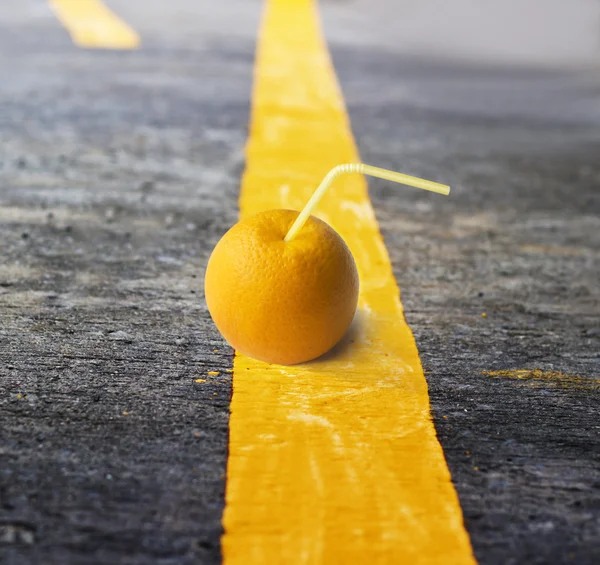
[519,244,585,256]
[222,0,476,563]
[483,370,599,391]
[49,0,139,49]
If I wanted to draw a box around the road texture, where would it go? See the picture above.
[1,1,599,564]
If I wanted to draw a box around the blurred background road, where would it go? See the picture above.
[0,1,599,564]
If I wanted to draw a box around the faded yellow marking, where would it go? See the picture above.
[519,244,586,256]
[207,371,220,376]
[49,0,139,49]
[483,370,599,391]
[222,0,476,563]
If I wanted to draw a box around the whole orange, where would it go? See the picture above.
[204,209,359,365]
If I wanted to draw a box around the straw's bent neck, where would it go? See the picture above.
[283,163,450,242]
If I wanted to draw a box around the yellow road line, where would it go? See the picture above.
[222,0,477,563]
[49,0,139,49]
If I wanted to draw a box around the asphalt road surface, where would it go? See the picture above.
[1,1,599,564]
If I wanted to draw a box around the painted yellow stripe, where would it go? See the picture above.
[49,0,139,49]
[223,0,477,563]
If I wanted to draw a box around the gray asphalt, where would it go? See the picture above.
[1,1,599,564]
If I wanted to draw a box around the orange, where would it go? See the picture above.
[204,209,359,365]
